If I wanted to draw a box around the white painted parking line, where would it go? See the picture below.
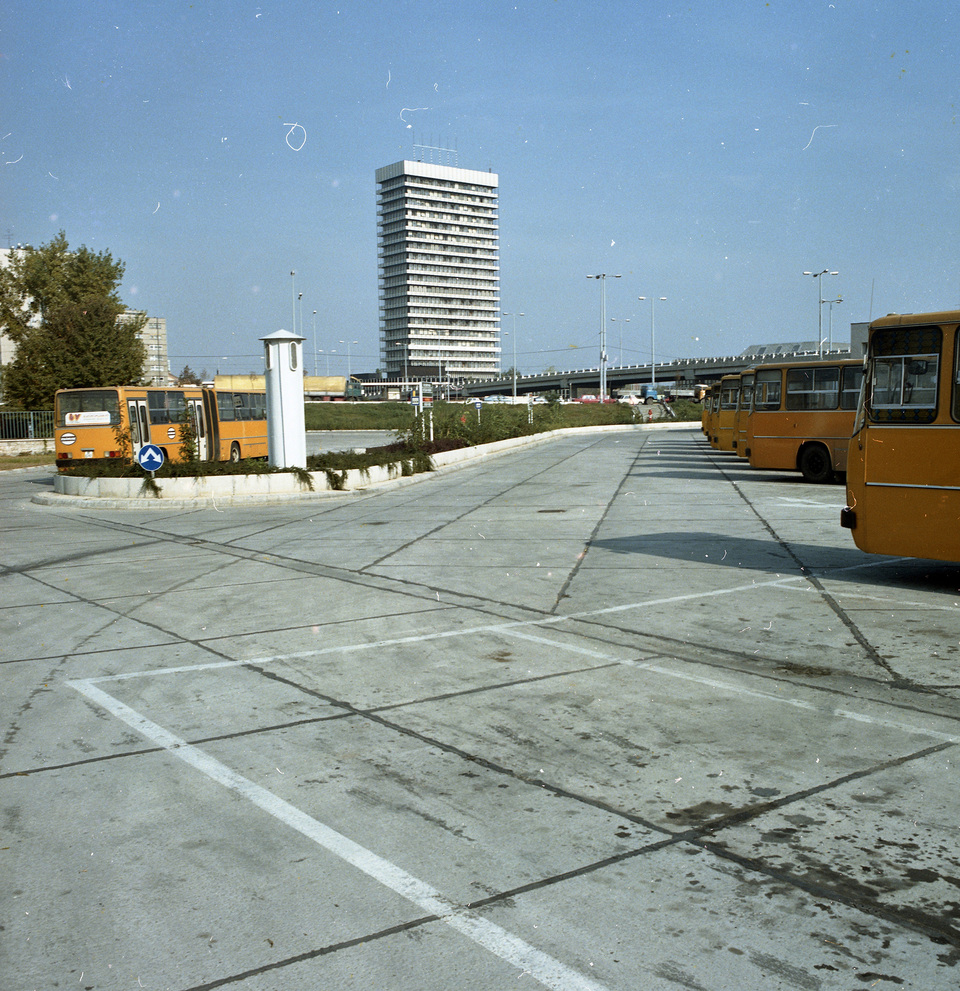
[80,575,809,688]
[68,678,612,991]
[629,663,959,744]
[74,571,957,747]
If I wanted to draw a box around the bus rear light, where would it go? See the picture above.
[106,451,123,458]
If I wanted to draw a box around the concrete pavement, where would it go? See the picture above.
[2,424,960,990]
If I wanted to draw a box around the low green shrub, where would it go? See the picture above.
[304,402,415,431]
[58,400,671,480]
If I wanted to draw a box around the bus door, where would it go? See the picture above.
[188,398,209,460]
[127,399,149,457]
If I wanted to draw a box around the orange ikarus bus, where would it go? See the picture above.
[746,358,863,483]
[842,310,960,562]
[55,385,268,469]
[733,368,755,459]
[701,383,718,438]
[713,373,741,452]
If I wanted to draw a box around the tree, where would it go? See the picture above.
[4,299,146,409]
[176,365,203,386]
[0,232,145,408]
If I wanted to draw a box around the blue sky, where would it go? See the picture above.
[2,1,958,378]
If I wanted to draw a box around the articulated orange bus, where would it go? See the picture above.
[842,310,960,562]
[55,385,268,469]
[746,358,863,483]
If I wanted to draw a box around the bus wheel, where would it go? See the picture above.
[799,444,833,484]
[230,442,241,463]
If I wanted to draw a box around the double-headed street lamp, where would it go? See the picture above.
[319,349,336,375]
[338,339,358,379]
[502,311,524,400]
[803,269,839,357]
[825,297,843,351]
[587,274,620,400]
[638,296,666,387]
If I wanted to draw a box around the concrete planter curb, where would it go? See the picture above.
[34,421,696,508]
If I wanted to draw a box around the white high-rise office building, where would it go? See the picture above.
[376,160,500,383]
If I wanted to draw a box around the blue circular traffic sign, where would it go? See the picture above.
[136,444,165,472]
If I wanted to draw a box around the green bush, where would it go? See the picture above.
[59,399,666,479]
[304,402,415,431]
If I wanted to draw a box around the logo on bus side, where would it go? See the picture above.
[66,411,111,425]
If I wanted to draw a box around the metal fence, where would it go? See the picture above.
[0,410,54,440]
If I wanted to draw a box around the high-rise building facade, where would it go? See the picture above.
[376,160,499,382]
[121,311,171,385]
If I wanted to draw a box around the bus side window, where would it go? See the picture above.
[754,370,780,410]
[840,365,863,410]
[903,356,938,406]
[955,328,960,421]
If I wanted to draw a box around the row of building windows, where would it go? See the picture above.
[380,233,497,252]
[380,243,499,261]
[378,184,497,205]
[383,335,500,350]
[381,300,496,320]
[379,199,498,216]
[379,209,497,228]
[379,176,497,197]
[381,289,499,303]
[380,254,500,273]
[380,274,499,291]
[382,321,499,332]
[380,219,498,238]
[382,304,498,316]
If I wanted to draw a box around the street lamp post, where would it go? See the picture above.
[290,271,296,332]
[587,274,620,400]
[312,310,318,376]
[803,270,839,357]
[610,317,629,367]
[298,292,303,338]
[502,311,524,400]
[338,339,358,380]
[638,296,666,387]
[825,297,842,350]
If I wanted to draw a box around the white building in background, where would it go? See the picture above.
[376,160,500,382]
[121,311,171,384]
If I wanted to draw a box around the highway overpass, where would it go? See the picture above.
[457,343,855,399]
[355,334,863,401]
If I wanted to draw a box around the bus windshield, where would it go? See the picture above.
[56,389,121,427]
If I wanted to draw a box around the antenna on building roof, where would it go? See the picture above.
[412,138,458,167]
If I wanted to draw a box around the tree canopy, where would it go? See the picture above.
[0,232,145,408]
[176,365,207,386]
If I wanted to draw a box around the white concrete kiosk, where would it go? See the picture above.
[261,328,307,469]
